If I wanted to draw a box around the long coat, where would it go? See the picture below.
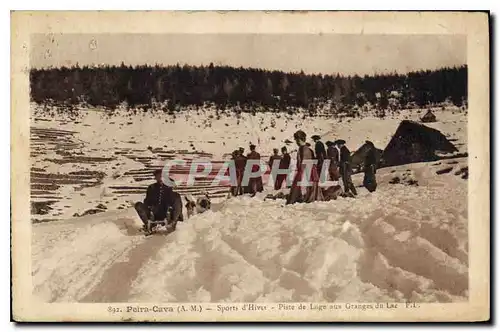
[338,146,357,196]
[275,153,291,190]
[363,148,377,192]
[315,141,327,174]
[286,145,324,204]
[339,145,351,164]
[280,153,291,169]
[326,145,340,181]
[268,154,282,169]
[247,151,264,193]
[143,182,175,219]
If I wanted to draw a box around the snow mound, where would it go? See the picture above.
[32,210,145,302]
[28,164,462,303]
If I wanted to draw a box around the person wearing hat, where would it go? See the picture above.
[268,148,282,190]
[312,135,327,176]
[230,149,247,196]
[230,150,240,196]
[287,130,324,205]
[134,169,179,232]
[336,139,357,197]
[237,147,248,194]
[326,140,340,181]
[276,146,291,190]
[363,140,378,192]
[247,143,264,195]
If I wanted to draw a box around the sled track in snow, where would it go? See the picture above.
[81,227,174,302]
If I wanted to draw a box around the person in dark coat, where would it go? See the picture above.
[268,148,282,168]
[247,144,264,195]
[336,139,357,196]
[268,148,282,190]
[363,140,378,192]
[238,147,249,193]
[286,131,324,205]
[276,146,291,190]
[312,135,327,176]
[326,141,340,181]
[230,150,240,196]
[232,149,247,196]
[134,169,182,230]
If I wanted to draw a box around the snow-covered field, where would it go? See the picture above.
[30,104,467,221]
[30,104,468,303]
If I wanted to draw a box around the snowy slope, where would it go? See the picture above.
[32,159,468,303]
[30,103,468,303]
[30,104,467,221]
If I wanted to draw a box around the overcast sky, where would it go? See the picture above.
[31,34,466,76]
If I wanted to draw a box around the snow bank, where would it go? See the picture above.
[32,210,145,302]
[124,166,468,303]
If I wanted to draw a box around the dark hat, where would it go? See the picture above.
[334,139,346,145]
[311,135,321,140]
[365,140,375,147]
[293,130,307,141]
[325,140,334,146]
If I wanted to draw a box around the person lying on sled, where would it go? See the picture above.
[134,169,181,230]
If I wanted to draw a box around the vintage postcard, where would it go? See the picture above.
[11,11,489,322]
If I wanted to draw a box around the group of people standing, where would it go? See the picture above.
[267,146,292,190]
[230,145,292,196]
[134,130,378,231]
[287,131,378,204]
[229,130,378,204]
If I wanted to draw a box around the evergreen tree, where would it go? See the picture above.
[29,63,467,111]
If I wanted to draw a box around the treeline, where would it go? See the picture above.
[29,63,467,110]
